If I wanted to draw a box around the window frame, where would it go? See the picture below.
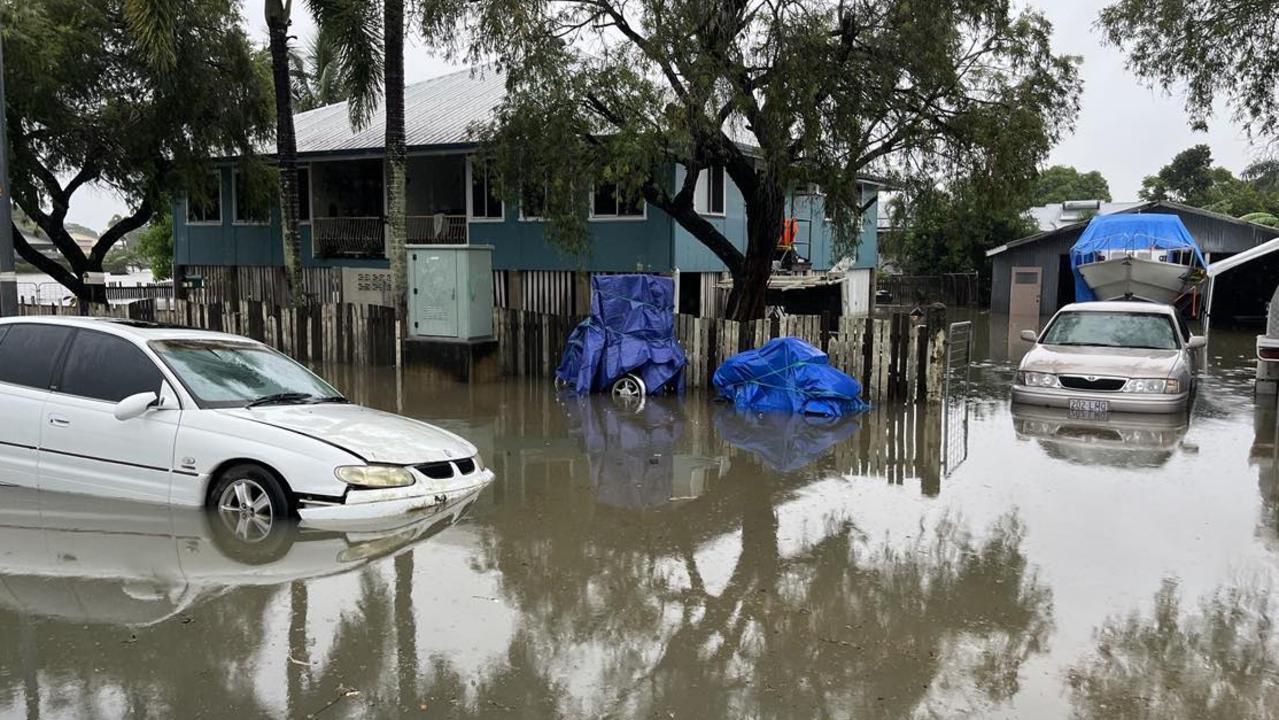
[186,171,224,226]
[232,169,272,226]
[52,328,169,405]
[694,166,727,217]
[467,157,505,223]
[589,182,647,222]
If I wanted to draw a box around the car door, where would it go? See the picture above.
[0,323,74,490]
[38,329,181,504]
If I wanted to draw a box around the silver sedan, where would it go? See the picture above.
[1013,301,1204,415]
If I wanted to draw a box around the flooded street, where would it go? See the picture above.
[2,316,1277,719]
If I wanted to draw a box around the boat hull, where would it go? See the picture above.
[1077,257,1203,304]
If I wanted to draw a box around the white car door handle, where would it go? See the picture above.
[48,415,70,427]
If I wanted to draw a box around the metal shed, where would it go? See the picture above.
[988,200,1279,321]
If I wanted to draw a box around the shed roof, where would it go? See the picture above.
[987,200,1279,258]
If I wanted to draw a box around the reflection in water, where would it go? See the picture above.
[713,407,859,472]
[1254,399,1279,537]
[1068,578,1279,719]
[1012,404,1191,469]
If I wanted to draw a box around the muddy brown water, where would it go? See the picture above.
[1,314,1277,719]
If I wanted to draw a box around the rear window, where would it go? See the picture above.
[1040,311,1180,350]
[58,330,164,403]
[0,324,74,390]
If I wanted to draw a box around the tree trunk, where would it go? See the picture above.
[726,179,785,321]
[267,1,304,307]
[384,0,408,351]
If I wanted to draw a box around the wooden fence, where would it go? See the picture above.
[495,307,948,403]
[17,299,396,366]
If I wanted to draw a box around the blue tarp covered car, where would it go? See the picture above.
[555,275,687,396]
[712,337,868,417]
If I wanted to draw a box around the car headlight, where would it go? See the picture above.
[1017,371,1059,388]
[334,465,416,488]
[1123,378,1180,394]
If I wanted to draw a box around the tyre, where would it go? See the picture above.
[206,462,295,564]
[610,373,647,411]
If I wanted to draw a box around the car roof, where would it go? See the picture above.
[0,315,258,344]
[1056,301,1177,315]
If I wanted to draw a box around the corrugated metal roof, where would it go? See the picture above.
[289,66,506,155]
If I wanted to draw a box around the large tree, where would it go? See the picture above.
[3,0,273,304]
[423,0,1079,319]
[266,0,305,306]
[1031,165,1112,205]
[1099,0,1279,138]
[1139,144,1279,218]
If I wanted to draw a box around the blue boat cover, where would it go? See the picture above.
[555,275,687,394]
[714,407,859,472]
[712,337,868,417]
[1069,214,1207,302]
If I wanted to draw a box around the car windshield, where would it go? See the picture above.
[1039,311,1180,350]
[149,339,342,408]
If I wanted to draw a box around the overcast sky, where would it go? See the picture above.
[63,0,1265,232]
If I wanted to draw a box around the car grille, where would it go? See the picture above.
[1058,375,1126,392]
[415,457,478,480]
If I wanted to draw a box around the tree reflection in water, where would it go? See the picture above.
[1068,578,1279,720]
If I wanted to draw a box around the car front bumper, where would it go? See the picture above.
[1012,386,1189,414]
[297,469,495,531]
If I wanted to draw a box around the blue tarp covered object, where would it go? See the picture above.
[555,275,687,395]
[712,337,868,417]
[1070,214,1207,302]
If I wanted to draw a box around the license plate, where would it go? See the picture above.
[1069,399,1109,418]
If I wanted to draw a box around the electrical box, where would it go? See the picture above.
[407,244,494,340]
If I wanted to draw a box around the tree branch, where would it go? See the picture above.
[92,202,154,265]
[11,223,85,297]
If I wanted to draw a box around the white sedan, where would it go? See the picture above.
[0,316,493,529]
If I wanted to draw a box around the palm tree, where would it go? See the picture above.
[306,0,407,359]
[265,0,305,307]
[292,28,348,112]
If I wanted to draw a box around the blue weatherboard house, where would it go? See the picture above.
[173,67,882,315]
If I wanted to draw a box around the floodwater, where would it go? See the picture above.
[2,315,1277,719]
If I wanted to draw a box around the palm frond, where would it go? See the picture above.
[123,0,179,71]
[305,0,385,129]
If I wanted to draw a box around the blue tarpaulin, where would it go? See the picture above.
[712,337,868,417]
[555,275,687,395]
[1070,214,1207,302]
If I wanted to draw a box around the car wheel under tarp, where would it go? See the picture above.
[610,373,647,411]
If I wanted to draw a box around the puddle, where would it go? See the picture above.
[0,316,1276,718]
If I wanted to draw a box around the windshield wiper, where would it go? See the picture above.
[308,395,350,404]
[246,392,315,408]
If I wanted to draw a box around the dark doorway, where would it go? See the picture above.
[1056,254,1076,309]
[1210,252,1279,327]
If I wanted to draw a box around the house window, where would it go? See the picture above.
[469,160,503,220]
[186,173,222,224]
[233,170,271,224]
[694,166,726,216]
[591,182,645,220]
[519,183,547,221]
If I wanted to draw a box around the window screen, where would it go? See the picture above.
[0,324,73,390]
[59,331,164,402]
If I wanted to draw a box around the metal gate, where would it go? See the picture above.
[942,321,973,476]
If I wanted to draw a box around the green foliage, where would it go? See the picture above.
[3,0,274,298]
[1031,166,1112,205]
[1139,145,1279,220]
[423,0,1080,318]
[1099,0,1279,137]
[135,211,174,280]
[304,0,384,128]
[885,178,1039,277]
[292,24,349,111]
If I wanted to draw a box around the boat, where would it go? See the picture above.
[1070,214,1207,304]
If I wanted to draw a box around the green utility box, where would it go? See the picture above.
[407,244,494,340]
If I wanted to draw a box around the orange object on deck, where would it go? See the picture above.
[778,218,798,250]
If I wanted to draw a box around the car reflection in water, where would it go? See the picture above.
[560,395,726,508]
[0,484,481,627]
[1011,404,1191,468]
[713,406,860,472]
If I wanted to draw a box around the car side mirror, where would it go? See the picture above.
[1187,335,1207,350]
[114,392,159,422]
[1019,329,1038,343]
